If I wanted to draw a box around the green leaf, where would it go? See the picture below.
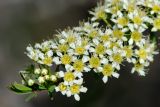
[48,85,55,93]
[25,93,37,102]
[9,85,24,93]
[9,84,32,94]
[39,85,46,90]
[13,83,32,92]
[48,85,55,100]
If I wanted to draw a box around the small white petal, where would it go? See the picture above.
[57,52,62,56]
[58,71,64,77]
[82,56,90,62]
[70,43,76,49]
[116,64,120,70]
[62,91,67,95]
[64,81,69,85]
[89,48,95,52]
[131,58,136,64]
[138,70,145,76]
[55,87,59,92]
[139,59,145,64]
[84,67,91,72]
[74,78,83,85]
[97,67,103,72]
[128,24,134,32]
[131,68,135,73]
[65,64,73,71]
[129,39,133,45]
[112,72,120,78]
[101,58,108,64]
[59,39,66,44]
[102,76,108,83]
[74,94,80,101]
[93,39,99,45]
[80,87,88,93]
[151,27,157,32]
[76,72,83,78]
[53,57,61,65]
[39,53,44,59]
[47,50,53,57]
[106,50,112,55]
[66,91,72,97]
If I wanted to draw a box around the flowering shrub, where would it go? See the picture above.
[9,0,160,101]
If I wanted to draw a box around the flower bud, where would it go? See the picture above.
[44,75,50,80]
[41,68,48,75]
[50,75,57,82]
[28,79,34,86]
[34,68,41,74]
[38,76,45,84]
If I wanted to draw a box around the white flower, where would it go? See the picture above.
[102,71,120,83]
[89,5,106,21]
[128,9,148,32]
[100,64,120,83]
[131,63,146,76]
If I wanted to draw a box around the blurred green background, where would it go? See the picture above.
[0,0,160,107]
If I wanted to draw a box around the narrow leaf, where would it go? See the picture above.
[13,83,32,92]
[25,93,37,102]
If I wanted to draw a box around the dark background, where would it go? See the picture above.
[0,0,160,107]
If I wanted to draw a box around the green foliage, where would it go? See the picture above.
[48,85,55,100]
[25,93,37,102]
[9,82,32,94]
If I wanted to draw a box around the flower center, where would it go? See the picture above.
[102,64,113,76]
[73,60,84,72]
[96,44,106,54]
[101,34,110,42]
[117,17,128,26]
[75,46,85,55]
[43,57,52,65]
[70,84,80,94]
[113,54,123,64]
[89,57,100,68]
[135,63,143,71]
[154,18,160,29]
[58,44,68,52]
[111,5,119,14]
[89,30,98,38]
[131,31,142,42]
[109,42,119,49]
[113,30,124,39]
[138,49,147,59]
[67,35,76,43]
[123,47,133,58]
[59,83,67,91]
[61,54,72,64]
[133,16,142,25]
[152,5,160,13]
[64,72,75,82]
[97,9,106,19]
[127,4,134,12]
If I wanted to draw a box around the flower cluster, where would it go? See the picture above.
[10,0,159,101]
